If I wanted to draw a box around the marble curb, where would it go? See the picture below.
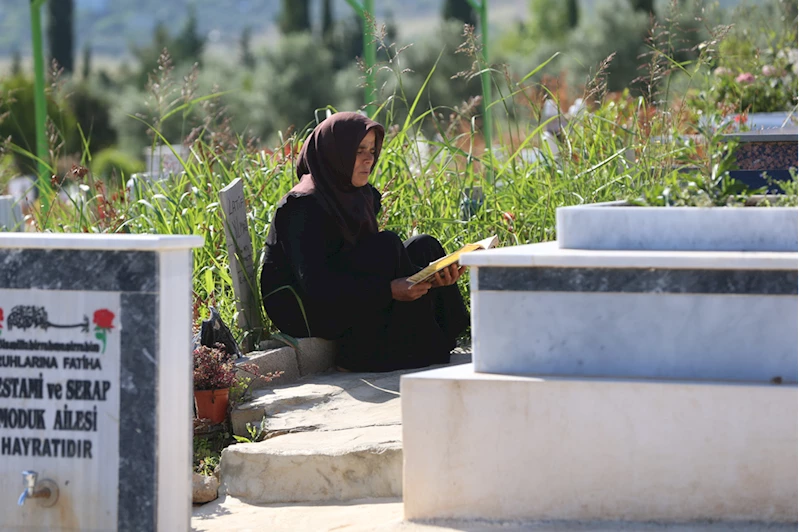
[0,232,204,250]
[461,240,798,269]
[555,202,798,252]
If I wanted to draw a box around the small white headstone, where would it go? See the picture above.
[143,145,189,179]
[219,179,259,349]
[0,195,23,231]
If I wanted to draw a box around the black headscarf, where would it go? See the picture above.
[288,112,385,244]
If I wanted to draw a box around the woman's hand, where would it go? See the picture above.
[391,278,431,301]
[430,264,465,288]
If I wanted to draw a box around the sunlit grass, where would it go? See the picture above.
[10,45,724,345]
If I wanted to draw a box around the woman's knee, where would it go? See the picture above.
[404,234,445,263]
[367,231,405,262]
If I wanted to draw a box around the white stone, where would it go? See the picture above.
[295,337,336,376]
[237,346,301,391]
[461,241,797,270]
[0,234,200,531]
[235,337,336,391]
[556,202,798,252]
[144,144,189,178]
[192,494,798,531]
[157,248,196,531]
[471,289,797,381]
[463,242,797,381]
[0,290,122,530]
[402,364,798,523]
[0,195,23,231]
[220,426,402,503]
[192,473,220,504]
[230,368,406,437]
[219,179,259,339]
[0,233,203,250]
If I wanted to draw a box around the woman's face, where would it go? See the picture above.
[351,130,376,187]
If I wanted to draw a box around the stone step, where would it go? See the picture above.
[220,425,403,503]
[220,352,471,504]
[236,337,337,390]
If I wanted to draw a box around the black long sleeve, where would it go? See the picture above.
[275,195,393,313]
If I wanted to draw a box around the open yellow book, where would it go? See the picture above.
[406,235,498,286]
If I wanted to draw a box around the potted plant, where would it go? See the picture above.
[193,343,238,424]
[193,342,282,424]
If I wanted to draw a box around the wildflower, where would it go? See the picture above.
[735,72,755,84]
[502,212,516,232]
[734,114,748,125]
[761,65,781,77]
[713,67,732,77]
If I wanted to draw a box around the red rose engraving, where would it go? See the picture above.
[93,309,115,353]
[93,309,114,329]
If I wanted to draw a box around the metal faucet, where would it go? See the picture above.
[18,470,58,507]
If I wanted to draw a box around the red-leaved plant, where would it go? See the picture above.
[193,342,282,392]
[193,343,237,391]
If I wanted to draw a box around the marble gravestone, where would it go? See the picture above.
[0,195,23,232]
[219,178,259,351]
[0,233,203,531]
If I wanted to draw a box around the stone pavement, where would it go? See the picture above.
[192,496,794,532]
[195,350,795,531]
[220,351,471,503]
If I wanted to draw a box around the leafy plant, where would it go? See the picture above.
[232,417,270,444]
[193,433,226,476]
[194,342,282,392]
[193,343,237,391]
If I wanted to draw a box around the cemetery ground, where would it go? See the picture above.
[190,349,795,532]
[1,10,796,528]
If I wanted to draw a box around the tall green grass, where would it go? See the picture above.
[7,35,727,346]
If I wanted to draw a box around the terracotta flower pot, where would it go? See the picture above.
[194,388,230,424]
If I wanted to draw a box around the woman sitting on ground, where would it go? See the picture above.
[260,112,469,372]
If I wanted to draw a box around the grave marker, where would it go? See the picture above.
[0,233,203,531]
[219,178,259,351]
[0,195,23,231]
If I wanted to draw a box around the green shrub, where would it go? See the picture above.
[91,147,144,187]
[0,74,79,174]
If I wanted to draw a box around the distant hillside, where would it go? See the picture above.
[0,0,762,59]
[0,0,528,58]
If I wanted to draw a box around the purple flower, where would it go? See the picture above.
[761,65,781,77]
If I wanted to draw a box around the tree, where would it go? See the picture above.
[329,14,364,70]
[240,27,256,69]
[258,33,337,133]
[47,0,75,73]
[11,48,22,76]
[630,0,655,15]
[566,0,579,29]
[442,0,477,28]
[529,0,573,43]
[81,44,92,80]
[279,0,311,35]
[322,0,334,41]
[130,12,206,88]
[173,6,204,66]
